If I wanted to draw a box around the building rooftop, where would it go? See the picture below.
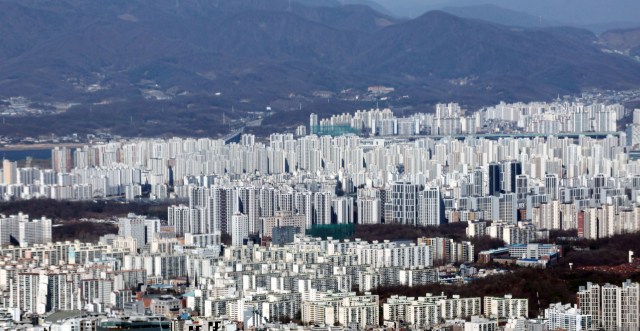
[45,310,87,322]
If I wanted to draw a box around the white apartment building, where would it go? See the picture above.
[236,187,259,234]
[384,293,480,325]
[302,291,377,326]
[352,241,433,269]
[331,197,353,224]
[464,316,498,331]
[406,300,440,327]
[231,212,249,247]
[313,191,332,226]
[0,213,52,247]
[483,294,528,318]
[357,197,381,224]
[466,220,487,237]
[391,181,418,226]
[168,204,190,236]
[598,281,640,331]
[439,295,481,320]
[18,216,52,247]
[338,296,379,327]
[417,186,444,226]
[118,213,160,250]
[545,303,594,331]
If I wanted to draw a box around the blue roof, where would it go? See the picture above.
[183,291,196,297]
[510,243,562,248]
[479,247,509,254]
[149,284,173,289]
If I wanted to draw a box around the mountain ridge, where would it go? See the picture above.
[441,4,564,29]
[600,26,640,56]
[0,0,639,105]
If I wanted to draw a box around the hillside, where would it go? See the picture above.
[347,12,631,94]
[0,199,168,222]
[370,268,640,319]
[354,224,640,319]
[601,26,640,56]
[386,0,640,27]
[1,0,640,137]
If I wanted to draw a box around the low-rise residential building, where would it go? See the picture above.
[483,294,528,318]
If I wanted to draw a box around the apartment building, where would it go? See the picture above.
[483,294,528,318]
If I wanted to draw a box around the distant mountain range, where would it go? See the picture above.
[601,27,640,57]
[296,0,395,17]
[373,0,640,27]
[441,5,563,29]
[1,0,640,106]
[439,4,640,35]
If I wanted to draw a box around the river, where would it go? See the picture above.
[0,149,75,161]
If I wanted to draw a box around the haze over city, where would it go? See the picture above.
[1,0,640,330]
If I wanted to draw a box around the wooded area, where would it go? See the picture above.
[352,223,505,261]
[0,199,168,243]
[353,224,640,320]
[53,221,118,243]
[0,199,168,221]
[369,267,640,319]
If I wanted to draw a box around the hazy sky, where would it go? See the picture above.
[370,0,640,25]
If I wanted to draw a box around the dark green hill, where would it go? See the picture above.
[348,11,640,93]
[1,0,640,138]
